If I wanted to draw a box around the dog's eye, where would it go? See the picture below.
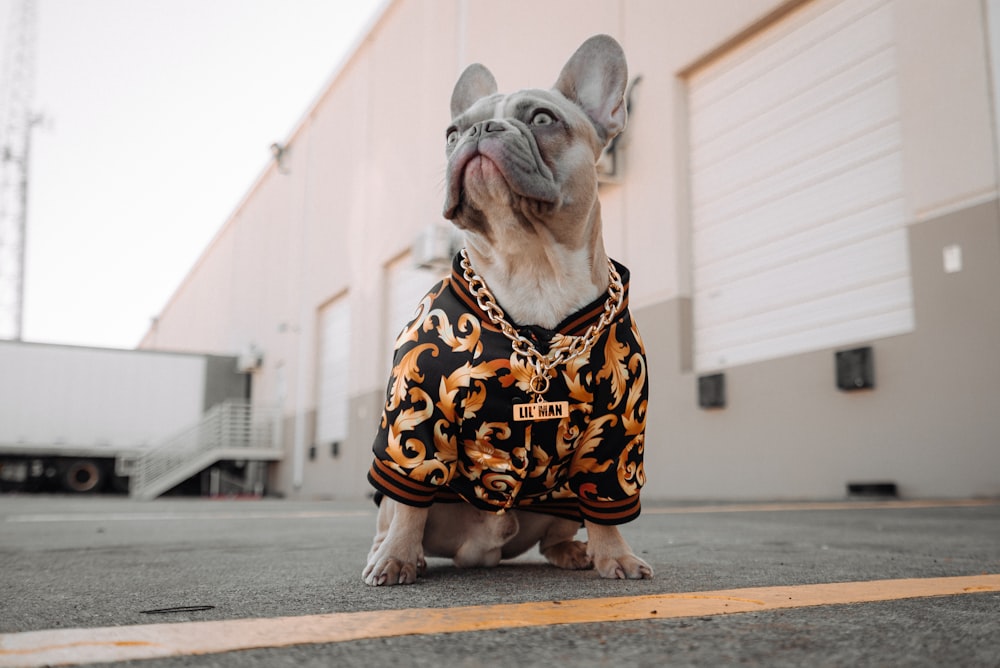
[531,111,555,126]
[446,127,460,145]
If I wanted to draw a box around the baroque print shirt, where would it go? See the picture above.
[368,253,648,525]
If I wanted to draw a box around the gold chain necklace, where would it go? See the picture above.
[459,248,624,419]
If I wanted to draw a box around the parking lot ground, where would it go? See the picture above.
[1,495,998,667]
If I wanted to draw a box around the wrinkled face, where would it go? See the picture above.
[443,88,604,242]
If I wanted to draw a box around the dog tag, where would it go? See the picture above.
[514,401,570,422]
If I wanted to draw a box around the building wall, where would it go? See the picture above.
[642,198,1000,500]
[140,0,1000,500]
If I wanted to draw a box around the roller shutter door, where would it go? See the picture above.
[384,253,447,360]
[687,0,914,372]
[316,297,350,446]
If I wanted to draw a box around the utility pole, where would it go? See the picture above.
[0,0,40,341]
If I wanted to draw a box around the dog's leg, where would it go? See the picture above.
[500,513,592,570]
[363,498,429,586]
[585,521,654,580]
[539,518,593,570]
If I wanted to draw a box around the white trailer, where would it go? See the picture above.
[0,340,264,494]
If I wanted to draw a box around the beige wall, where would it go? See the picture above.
[895,0,997,221]
[141,0,1000,500]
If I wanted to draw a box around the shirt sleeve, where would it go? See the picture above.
[568,312,648,525]
[368,284,463,506]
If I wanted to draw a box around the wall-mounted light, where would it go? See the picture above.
[698,372,726,409]
[270,142,289,174]
[835,346,874,391]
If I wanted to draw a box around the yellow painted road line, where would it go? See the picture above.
[1,574,998,667]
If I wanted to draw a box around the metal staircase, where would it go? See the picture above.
[129,400,281,500]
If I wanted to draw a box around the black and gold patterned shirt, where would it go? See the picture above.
[368,253,648,525]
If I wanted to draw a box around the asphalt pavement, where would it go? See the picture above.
[1,494,998,667]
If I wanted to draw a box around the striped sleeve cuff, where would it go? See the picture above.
[367,459,438,507]
[578,494,641,525]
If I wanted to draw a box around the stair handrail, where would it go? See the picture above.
[129,399,278,498]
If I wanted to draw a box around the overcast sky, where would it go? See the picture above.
[0,0,383,349]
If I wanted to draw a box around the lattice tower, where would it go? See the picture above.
[0,0,39,340]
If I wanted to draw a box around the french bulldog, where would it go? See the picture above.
[363,34,652,586]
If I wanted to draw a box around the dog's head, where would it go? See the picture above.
[443,35,628,245]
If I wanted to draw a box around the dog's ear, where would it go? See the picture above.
[451,64,498,118]
[554,34,628,145]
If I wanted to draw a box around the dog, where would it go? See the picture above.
[363,35,652,586]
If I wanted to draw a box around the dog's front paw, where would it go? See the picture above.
[363,553,427,586]
[584,523,653,580]
[542,540,593,570]
[592,552,654,580]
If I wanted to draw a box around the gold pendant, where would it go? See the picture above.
[528,373,550,396]
[514,401,570,422]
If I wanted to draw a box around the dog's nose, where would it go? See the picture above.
[471,120,506,137]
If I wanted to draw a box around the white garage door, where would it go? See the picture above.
[384,252,448,360]
[316,297,350,445]
[687,0,914,372]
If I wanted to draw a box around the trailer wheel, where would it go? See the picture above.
[61,459,105,493]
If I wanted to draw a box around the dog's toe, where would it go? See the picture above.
[363,557,421,586]
[594,553,654,580]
